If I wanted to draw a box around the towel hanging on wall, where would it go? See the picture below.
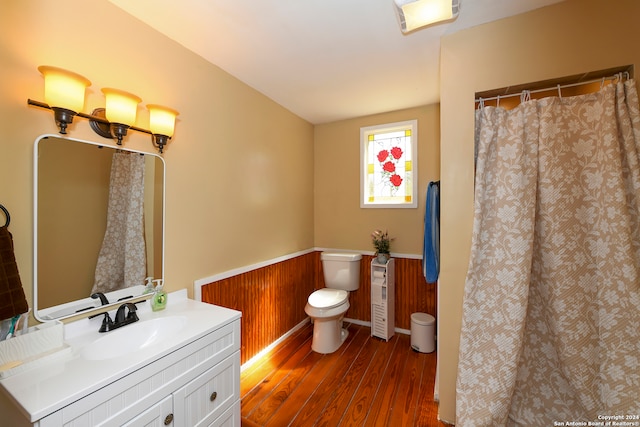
[423,181,440,283]
[0,204,29,321]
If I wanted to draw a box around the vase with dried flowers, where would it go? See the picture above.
[371,229,393,264]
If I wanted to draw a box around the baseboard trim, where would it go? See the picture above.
[240,317,311,372]
[344,317,370,327]
[241,316,419,374]
[344,317,411,336]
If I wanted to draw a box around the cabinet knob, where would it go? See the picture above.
[210,391,218,402]
[164,413,174,425]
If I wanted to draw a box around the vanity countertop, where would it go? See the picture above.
[0,290,241,423]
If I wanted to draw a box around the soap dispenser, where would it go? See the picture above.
[151,279,167,312]
[143,277,155,295]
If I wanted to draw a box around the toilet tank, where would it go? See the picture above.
[321,252,362,291]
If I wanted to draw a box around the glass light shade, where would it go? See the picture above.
[38,66,91,113]
[101,88,142,126]
[394,0,456,33]
[147,104,179,137]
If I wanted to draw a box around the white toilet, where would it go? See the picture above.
[305,252,362,354]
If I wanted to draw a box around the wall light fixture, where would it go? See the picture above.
[37,66,91,134]
[28,66,179,153]
[101,88,142,145]
[393,0,460,34]
[148,104,180,154]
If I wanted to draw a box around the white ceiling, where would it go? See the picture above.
[109,0,564,124]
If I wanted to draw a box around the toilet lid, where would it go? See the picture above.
[308,289,348,309]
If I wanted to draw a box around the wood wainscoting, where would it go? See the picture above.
[201,251,437,364]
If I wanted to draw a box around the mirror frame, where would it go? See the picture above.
[33,134,165,322]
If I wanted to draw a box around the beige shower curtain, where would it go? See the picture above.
[92,151,147,294]
[456,80,640,425]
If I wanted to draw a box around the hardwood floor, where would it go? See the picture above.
[240,321,448,427]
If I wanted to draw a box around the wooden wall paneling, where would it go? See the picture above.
[345,256,437,330]
[392,257,437,330]
[201,251,437,363]
[202,252,316,364]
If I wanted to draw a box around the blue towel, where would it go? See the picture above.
[423,181,440,282]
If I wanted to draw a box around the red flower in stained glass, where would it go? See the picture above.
[390,147,403,159]
[390,174,403,187]
[383,161,395,173]
[377,150,389,162]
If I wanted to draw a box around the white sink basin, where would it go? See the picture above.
[81,316,188,361]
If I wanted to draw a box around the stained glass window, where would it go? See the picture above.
[360,120,418,208]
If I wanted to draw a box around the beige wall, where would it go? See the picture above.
[10,0,638,423]
[37,138,112,308]
[314,104,440,255]
[0,0,314,314]
[439,0,640,422]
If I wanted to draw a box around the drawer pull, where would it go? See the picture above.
[210,391,218,402]
[164,413,174,425]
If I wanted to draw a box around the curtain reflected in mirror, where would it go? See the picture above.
[35,135,164,320]
[92,151,147,294]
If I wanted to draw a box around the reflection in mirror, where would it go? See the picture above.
[34,135,164,321]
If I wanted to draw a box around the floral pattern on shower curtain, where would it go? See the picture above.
[92,151,147,294]
[456,80,640,426]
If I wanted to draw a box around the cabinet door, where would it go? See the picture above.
[122,396,173,427]
[207,401,240,427]
[173,352,240,427]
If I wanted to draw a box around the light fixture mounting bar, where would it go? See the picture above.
[27,99,153,135]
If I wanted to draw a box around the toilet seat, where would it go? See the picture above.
[308,288,348,309]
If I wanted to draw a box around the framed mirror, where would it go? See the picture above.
[33,134,165,321]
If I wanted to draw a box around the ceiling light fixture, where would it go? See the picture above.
[28,66,179,153]
[393,0,460,34]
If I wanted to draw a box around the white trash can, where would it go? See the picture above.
[411,312,435,353]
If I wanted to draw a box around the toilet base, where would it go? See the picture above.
[310,318,349,354]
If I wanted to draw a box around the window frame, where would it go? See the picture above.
[360,119,418,209]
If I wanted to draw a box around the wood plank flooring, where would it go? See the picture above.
[240,321,448,427]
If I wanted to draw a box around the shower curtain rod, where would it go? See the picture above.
[475,72,630,104]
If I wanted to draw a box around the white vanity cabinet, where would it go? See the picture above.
[122,395,172,426]
[0,293,241,427]
[122,342,240,427]
[40,319,240,427]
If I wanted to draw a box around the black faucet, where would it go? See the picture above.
[97,312,114,333]
[91,292,110,306]
[96,302,139,333]
[88,292,112,325]
[114,302,139,327]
